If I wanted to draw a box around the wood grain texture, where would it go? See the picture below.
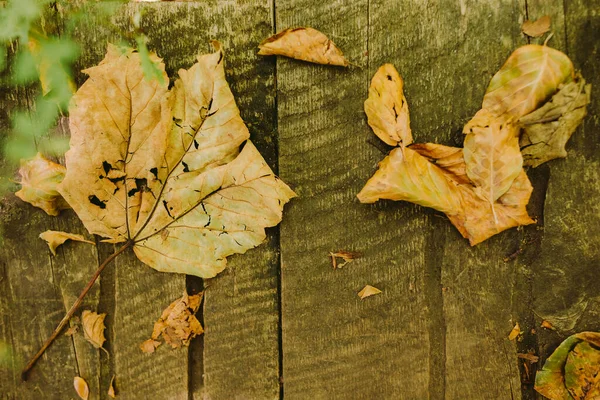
[277,1,432,398]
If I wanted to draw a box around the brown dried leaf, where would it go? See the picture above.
[15,153,70,216]
[463,109,523,204]
[508,322,521,341]
[140,339,160,353]
[522,15,552,38]
[64,325,78,337]
[58,43,295,279]
[329,251,361,269]
[39,230,95,256]
[364,64,412,147]
[81,310,106,350]
[358,285,382,299]
[518,353,540,363]
[258,27,349,66]
[519,76,591,167]
[108,375,116,398]
[147,292,204,349]
[483,45,574,120]
[73,376,89,400]
[409,143,470,185]
[541,320,555,330]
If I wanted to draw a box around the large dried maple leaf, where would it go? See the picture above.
[59,43,295,278]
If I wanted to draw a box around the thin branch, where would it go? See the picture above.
[21,240,133,381]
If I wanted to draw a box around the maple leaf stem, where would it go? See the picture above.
[21,240,133,381]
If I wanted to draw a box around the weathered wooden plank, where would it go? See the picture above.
[527,0,600,381]
[277,1,434,398]
[60,1,282,398]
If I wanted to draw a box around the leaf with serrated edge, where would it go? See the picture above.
[59,42,295,278]
[463,109,523,207]
[258,27,348,66]
[409,143,469,185]
[364,64,412,147]
[519,77,591,167]
[483,45,574,120]
[39,230,95,256]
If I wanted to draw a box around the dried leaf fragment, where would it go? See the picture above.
[64,325,78,337]
[140,339,160,354]
[15,153,69,216]
[518,353,540,363]
[508,322,521,341]
[108,375,116,398]
[483,45,574,120]
[535,332,600,400]
[541,320,555,330]
[364,64,412,147]
[147,292,204,350]
[519,76,591,167]
[358,285,382,299]
[329,251,361,269]
[522,15,551,38]
[258,27,349,66]
[58,43,295,278]
[81,310,106,350]
[39,230,95,256]
[73,376,89,400]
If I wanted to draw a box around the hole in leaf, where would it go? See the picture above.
[102,161,112,175]
[150,167,158,180]
[182,161,190,173]
[88,195,106,209]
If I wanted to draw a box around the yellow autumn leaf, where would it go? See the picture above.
[108,375,116,398]
[364,64,412,147]
[463,109,523,210]
[15,153,70,216]
[39,230,95,256]
[81,310,106,350]
[258,27,349,66]
[58,42,295,278]
[508,322,521,341]
[482,44,574,120]
[358,285,382,299]
[73,376,89,400]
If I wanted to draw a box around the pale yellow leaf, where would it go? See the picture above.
[81,310,106,350]
[519,76,591,167]
[39,230,95,256]
[15,153,69,216]
[364,64,412,147]
[358,285,382,299]
[483,44,574,120]
[508,322,521,341]
[258,27,348,66]
[73,376,89,400]
[59,42,295,278]
[521,15,551,38]
[108,375,116,398]
[463,109,523,206]
[329,251,361,269]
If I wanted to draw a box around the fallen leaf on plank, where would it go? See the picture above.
[81,310,107,350]
[364,63,412,147]
[39,230,95,256]
[73,376,89,400]
[258,27,348,66]
[15,153,69,216]
[410,143,470,185]
[140,339,160,354]
[508,322,521,341]
[358,285,382,299]
[329,251,361,269]
[521,15,551,38]
[146,292,204,350]
[108,375,116,398]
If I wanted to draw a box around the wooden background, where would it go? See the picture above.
[1,0,599,399]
